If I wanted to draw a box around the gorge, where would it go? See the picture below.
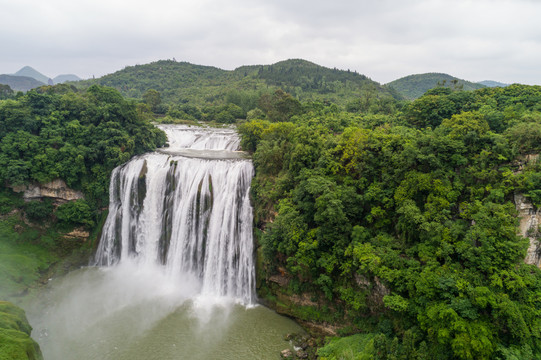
[26,125,302,359]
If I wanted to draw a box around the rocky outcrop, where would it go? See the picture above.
[515,193,541,268]
[10,179,83,202]
[513,154,539,174]
[63,228,90,241]
[511,154,541,268]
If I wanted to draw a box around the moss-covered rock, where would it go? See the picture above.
[0,301,43,360]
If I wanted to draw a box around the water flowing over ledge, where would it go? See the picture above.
[94,125,256,304]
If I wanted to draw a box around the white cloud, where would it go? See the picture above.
[0,0,540,84]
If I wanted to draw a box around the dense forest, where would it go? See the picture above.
[239,84,541,359]
[1,64,541,359]
[75,59,402,119]
[0,84,165,206]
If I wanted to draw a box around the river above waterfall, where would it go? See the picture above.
[26,125,304,359]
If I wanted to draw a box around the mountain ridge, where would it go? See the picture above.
[14,66,50,84]
[75,58,400,106]
[53,74,83,84]
[478,80,508,88]
[5,66,82,87]
[0,74,45,92]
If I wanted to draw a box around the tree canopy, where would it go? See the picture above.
[240,84,541,359]
[0,84,166,207]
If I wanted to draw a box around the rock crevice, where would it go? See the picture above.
[10,179,84,202]
[515,193,541,268]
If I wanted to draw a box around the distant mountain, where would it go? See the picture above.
[76,59,399,106]
[386,73,486,100]
[477,80,508,88]
[14,66,50,84]
[53,74,82,84]
[0,74,45,92]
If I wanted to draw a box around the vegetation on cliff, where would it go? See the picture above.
[0,84,166,207]
[0,83,166,295]
[0,301,43,360]
[241,84,541,359]
[0,84,166,351]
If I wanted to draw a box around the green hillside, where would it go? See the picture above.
[78,60,231,105]
[387,72,485,99]
[235,59,401,103]
[76,59,399,108]
[0,75,45,92]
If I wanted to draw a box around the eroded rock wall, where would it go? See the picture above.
[10,179,83,202]
[515,193,541,268]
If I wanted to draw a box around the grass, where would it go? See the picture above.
[0,216,59,301]
[0,212,94,303]
[317,333,376,360]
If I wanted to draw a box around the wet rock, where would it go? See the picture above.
[281,349,294,359]
[269,274,289,287]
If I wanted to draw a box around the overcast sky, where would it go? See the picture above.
[1,0,540,85]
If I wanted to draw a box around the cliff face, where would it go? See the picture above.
[10,179,83,202]
[515,193,541,268]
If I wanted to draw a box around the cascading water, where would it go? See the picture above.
[94,125,255,304]
[27,125,304,360]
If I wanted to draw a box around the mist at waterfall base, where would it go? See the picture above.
[27,125,303,359]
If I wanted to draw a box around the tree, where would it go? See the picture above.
[0,84,14,100]
[258,89,302,122]
[402,94,457,128]
[142,89,162,112]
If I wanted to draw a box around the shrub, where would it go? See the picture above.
[23,199,54,221]
[55,199,95,228]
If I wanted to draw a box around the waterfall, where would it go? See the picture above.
[94,125,255,304]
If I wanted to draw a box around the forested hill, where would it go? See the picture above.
[234,59,401,102]
[76,59,399,107]
[387,72,486,99]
